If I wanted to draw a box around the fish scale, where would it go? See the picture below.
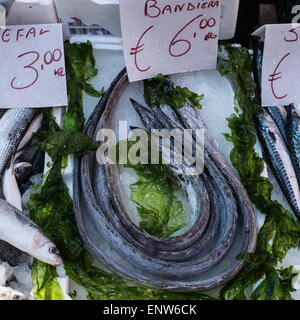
[266,107,288,145]
[286,104,300,187]
[73,69,257,291]
[0,240,32,266]
[256,109,300,218]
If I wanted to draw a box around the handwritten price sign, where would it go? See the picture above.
[0,24,67,108]
[120,0,221,82]
[255,24,300,107]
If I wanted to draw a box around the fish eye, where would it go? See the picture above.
[49,246,58,255]
[13,295,21,300]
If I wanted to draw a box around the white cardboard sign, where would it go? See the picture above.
[253,24,300,107]
[120,0,221,82]
[0,23,67,108]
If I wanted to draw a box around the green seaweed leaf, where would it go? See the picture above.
[130,167,186,238]
[144,73,203,109]
[31,260,64,300]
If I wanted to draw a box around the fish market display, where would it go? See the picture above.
[253,36,300,219]
[255,109,300,218]
[73,69,257,291]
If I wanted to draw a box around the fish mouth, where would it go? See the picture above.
[35,253,63,267]
[53,255,63,266]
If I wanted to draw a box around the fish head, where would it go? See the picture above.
[0,287,28,300]
[32,232,63,266]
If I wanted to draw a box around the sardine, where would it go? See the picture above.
[255,109,300,218]
[286,104,300,187]
[0,198,62,266]
[0,286,28,300]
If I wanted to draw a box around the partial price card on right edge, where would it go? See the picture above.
[257,24,300,107]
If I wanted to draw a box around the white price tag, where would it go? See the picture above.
[253,23,300,107]
[0,23,67,108]
[120,0,221,82]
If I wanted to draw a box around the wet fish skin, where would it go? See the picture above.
[0,198,62,266]
[127,98,238,276]
[73,70,257,291]
[0,240,32,267]
[0,286,28,300]
[286,104,300,186]
[17,113,42,153]
[0,108,37,176]
[256,109,300,218]
[266,106,288,145]
[2,158,23,211]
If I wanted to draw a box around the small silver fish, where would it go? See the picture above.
[0,286,28,300]
[0,198,62,266]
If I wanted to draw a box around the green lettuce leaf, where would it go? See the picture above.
[31,261,64,300]
[144,73,203,109]
[130,167,186,238]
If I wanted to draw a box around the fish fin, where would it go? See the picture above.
[2,167,22,211]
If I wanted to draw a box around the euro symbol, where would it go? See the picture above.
[130,25,154,73]
[269,53,290,100]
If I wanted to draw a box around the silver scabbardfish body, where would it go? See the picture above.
[255,109,300,218]
[73,69,257,291]
[0,286,28,300]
